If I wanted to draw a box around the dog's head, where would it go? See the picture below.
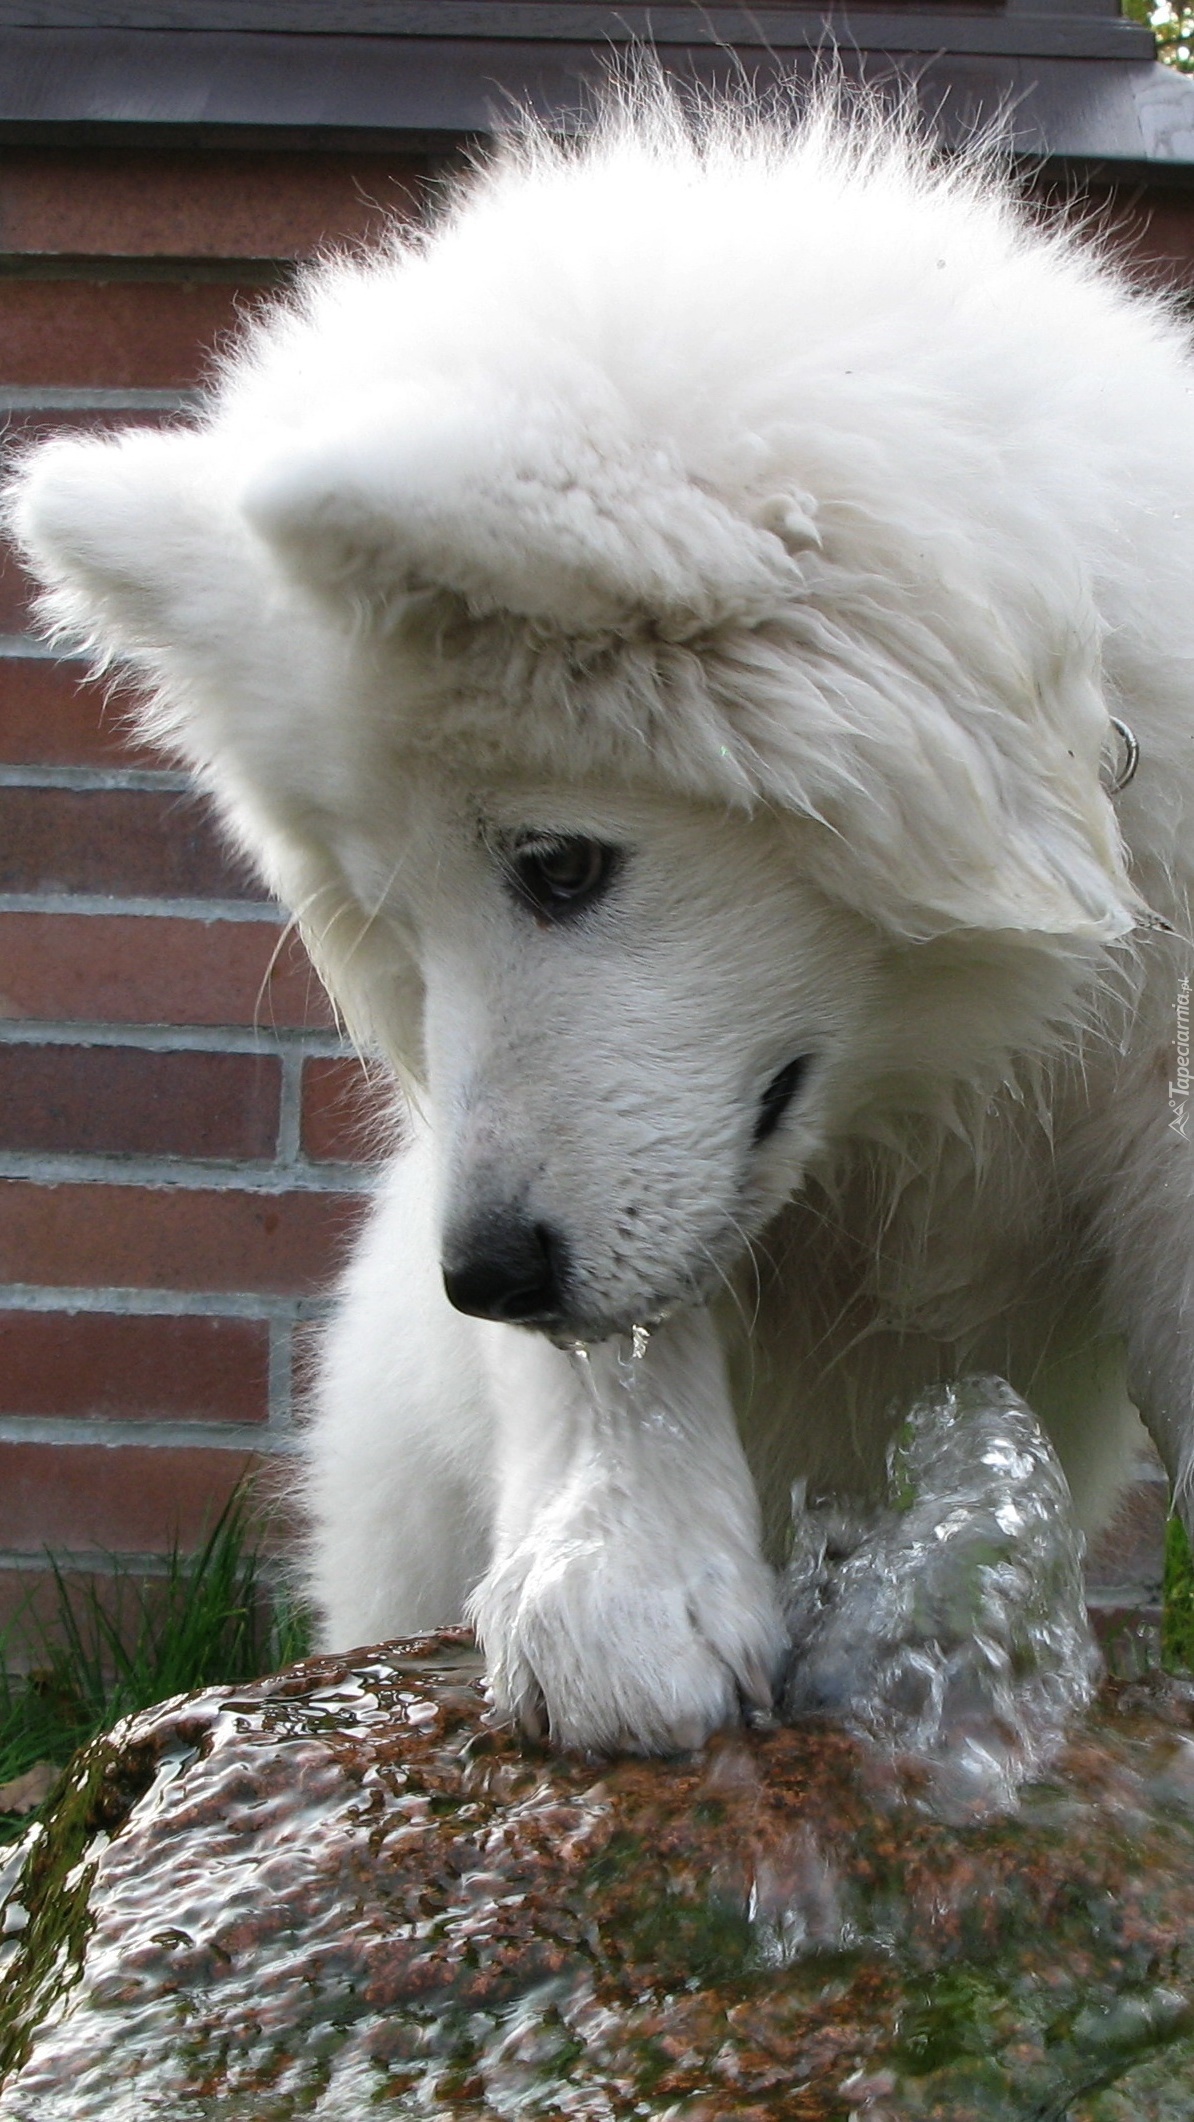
[346,768,883,1337]
[7,98,1148,1338]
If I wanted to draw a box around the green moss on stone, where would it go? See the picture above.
[0,1727,150,2079]
[895,1967,1007,2075]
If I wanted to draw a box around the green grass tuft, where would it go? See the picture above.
[0,1488,310,1836]
[1162,1514,1194,1674]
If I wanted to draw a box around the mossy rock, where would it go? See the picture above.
[3,1634,1194,2118]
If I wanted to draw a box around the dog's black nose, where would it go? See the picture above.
[442,1214,570,1326]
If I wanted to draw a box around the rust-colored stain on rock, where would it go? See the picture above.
[3,1633,1194,2118]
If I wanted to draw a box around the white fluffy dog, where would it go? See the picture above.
[10,89,1194,1754]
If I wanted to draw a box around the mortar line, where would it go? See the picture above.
[0,891,280,922]
[0,1414,292,1452]
[0,636,88,662]
[0,1149,375,1192]
[0,764,194,792]
[276,1044,305,1166]
[0,387,201,412]
[0,1021,353,1056]
[0,1285,331,1320]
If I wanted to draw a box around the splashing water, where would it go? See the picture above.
[782,1377,1101,1815]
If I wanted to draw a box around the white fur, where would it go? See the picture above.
[9,86,1194,1752]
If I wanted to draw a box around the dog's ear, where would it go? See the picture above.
[802,683,1140,946]
[7,422,308,856]
[241,393,807,640]
[5,426,261,665]
[6,424,427,1068]
[878,778,1138,945]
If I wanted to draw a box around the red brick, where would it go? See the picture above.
[0,150,423,259]
[0,1440,261,1554]
[0,1557,296,1675]
[0,661,161,769]
[1100,194,1194,288]
[0,1045,280,1159]
[300,1054,393,1165]
[0,912,335,1029]
[0,1311,270,1424]
[0,1565,203,1674]
[0,539,40,636]
[0,786,261,901]
[0,279,274,389]
[0,1180,365,1295]
[0,1566,136,1666]
[1028,183,1194,297]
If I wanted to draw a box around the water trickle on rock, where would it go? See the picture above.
[6,1637,1194,2118]
[2,1380,1188,2119]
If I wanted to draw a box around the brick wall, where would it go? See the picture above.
[0,139,1188,1659]
[0,148,424,1646]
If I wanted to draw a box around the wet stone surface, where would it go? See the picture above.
[2,1635,1194,2116]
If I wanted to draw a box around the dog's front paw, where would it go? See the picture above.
[469,1527,785,1755]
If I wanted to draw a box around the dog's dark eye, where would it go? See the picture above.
[753,1056,812,1145]
[507,836,620,922]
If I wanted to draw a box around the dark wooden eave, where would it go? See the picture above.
[0,1,1189,176]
